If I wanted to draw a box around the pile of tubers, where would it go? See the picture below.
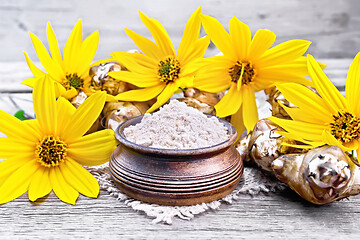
[237,87,360,204]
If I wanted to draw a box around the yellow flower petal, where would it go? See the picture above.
[60,158,99,198]
[345,51,360,116]
[110,52,158,74]
[63,20,83,74]
[0,159,39,204]
[176,76,194,89]
[21,78,36,88]
[276,83,332,122]
[242,85,258,131]
[108,71,159,88]
[0,111,40,142]
[322,130,354,152]
[124,28,162,60]
[22,119,42,138]
[49,166,79,205]
[55,97,76,136]
[214,83,242,117]
[0,138,35,159]
[105,94,117,102]
[62,91,106,142]
[23,52,45,78]
[260,57,310,78]
[230,105,246,139]
[108,65,160,87]
[307,54,347,113]
[29,32,65,81]
[179,36,210,66]
[248,29,276,60]
[0,154,34,179]
[177,7,202,62]
[279,131,324,147]
[278,102,330,124]
[115,84,164,102]
[180,59,204,78]
[280,142,316,149]
[46,22,63,68]
[257,67,313,87]
[343,138,360,150]
[269,117,325,142]
[139,11,175,57]
[68,129,117,166]
[33,75,57,135]
[53,81,67,97]
[61,87,78,100]
[200,14,236,59]
[28,167,52,202]
[202,55,236,68]
[77,30,99,76]
[147,82,179,112]
[229,16,251,59]
[90,58,116,67]
[252,77,275,91]
[257,40,311,67]
[194,57,233,93]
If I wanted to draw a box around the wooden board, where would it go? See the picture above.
[0,190,358,239]
[0,0,360,61]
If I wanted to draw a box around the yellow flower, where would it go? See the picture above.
[108,7,210,112]
[269,54,360,158]
[0,75,117,204]
[194,15,316,135]
[23,20,99,100]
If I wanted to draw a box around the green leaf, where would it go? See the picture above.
[14,110,28,121]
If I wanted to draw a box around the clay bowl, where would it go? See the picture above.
[109,114,243,206]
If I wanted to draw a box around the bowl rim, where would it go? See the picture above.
[115,113,237,156]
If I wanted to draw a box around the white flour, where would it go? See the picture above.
[124,100,229,149]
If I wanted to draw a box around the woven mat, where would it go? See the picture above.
[88,164,287,224]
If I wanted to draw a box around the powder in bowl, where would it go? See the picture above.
[123,100,229,149]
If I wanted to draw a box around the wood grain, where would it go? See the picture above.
[0,0,359,61]
[0,189,359,239]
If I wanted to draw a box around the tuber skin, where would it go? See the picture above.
[272,146,360,205]
[236,118,360,204]
[236,118,302,171]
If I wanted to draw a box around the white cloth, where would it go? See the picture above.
[89,164,286,224]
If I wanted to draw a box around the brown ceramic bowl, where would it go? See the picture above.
[109,114,243,206]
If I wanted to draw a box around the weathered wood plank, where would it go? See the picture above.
[0,0,360,61]
[0,62,32,92]
[0,190,359,239]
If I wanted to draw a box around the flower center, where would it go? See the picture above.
[158,57,181,83]
[229,61,256,85]
[66,73,83,90]
[35,136,67,167]
[330,112,360,143]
